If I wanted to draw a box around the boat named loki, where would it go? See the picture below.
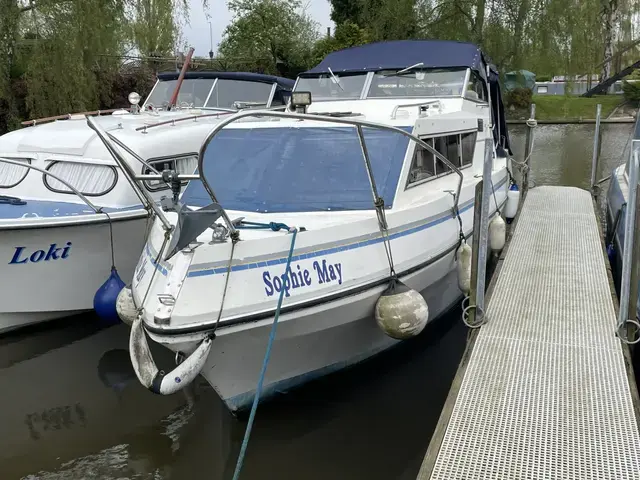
[116,40,515,413]
[0,71,294,334]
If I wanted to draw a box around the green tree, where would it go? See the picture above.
[363,0,418,41]
[0,0,22,132]
[130,0,186,58]
[329,0,364,25]
[0,0,198,130]
[219,0,319,76]
[312,21,370,65]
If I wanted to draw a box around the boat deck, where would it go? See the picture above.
[417,186,640,479]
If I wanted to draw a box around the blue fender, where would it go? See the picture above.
[94,267,126,325]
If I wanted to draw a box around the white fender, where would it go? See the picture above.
[457,241,472,294]
[129,316,212,395]
[489,215,506,251]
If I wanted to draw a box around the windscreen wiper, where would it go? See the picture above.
[382,62,425,77]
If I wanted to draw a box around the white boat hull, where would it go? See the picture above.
[149,236,479,413]
[0,214,148,334]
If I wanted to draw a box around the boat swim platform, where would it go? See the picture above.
[417,186,640,480]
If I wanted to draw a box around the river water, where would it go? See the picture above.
[0,124,635,480]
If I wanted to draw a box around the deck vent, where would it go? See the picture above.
[477,119,484,132]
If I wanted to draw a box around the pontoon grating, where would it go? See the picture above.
[420,186,640,480]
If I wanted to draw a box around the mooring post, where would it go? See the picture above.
[628,170,640,348]
[618,141,640,344]
[523,103,536,200]
[467,138,494,327]
[590,104,603,197]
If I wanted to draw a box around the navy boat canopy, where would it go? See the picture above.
[303,40,494,79]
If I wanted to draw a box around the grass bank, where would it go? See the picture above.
[506,95,626,121]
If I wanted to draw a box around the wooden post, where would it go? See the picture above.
[169,47,195,109]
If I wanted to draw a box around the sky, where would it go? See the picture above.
[181,0,333,57]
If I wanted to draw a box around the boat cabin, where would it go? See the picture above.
[181,40,512,218]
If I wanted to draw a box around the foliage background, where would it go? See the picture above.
[1,0,640,133]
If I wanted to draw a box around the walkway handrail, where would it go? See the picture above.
[196,110,465,217]
[617,140,640,344]
[624,111,640,179]
[0,157,102,214]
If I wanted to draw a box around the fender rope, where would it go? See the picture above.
[236,220,306,232]
[231,228,298,480]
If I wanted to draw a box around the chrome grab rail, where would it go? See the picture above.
[136,112,234,132]
[106,133,162,176]
[135,105,289,133]
[391,101,442,119]
[86,116,174,231]
[196,110,465,223]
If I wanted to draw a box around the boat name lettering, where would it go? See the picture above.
[9,242,72,265]
[262,259,343,297]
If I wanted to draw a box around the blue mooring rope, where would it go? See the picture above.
[236,221,291,231]
[231,227,298,480]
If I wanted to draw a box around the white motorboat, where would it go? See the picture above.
[0,70,294,334]
[115,40,514,413]
[604,114,640,316]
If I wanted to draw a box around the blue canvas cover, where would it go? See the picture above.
[303,40,492,81]
[182,126,412,213]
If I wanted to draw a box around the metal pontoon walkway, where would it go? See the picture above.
[418,186,640,480]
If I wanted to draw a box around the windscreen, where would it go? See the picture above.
[368,68,467,97]
[295,73,367,101]
[205,79,274,109]
[144,78,215,108]
[181,126,412,213]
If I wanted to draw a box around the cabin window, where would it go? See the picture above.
[537,85,548,94]
[0,158,31,188]
[407,132,476,187]
[461,132,477,166]
[408,139,436,184]
[45,161,117,196]
[465,71,487,102]
[143,154,199,191]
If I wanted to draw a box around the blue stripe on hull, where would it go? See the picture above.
[144,175,508,278]
[0,199,144,220]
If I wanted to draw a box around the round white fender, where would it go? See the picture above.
[129,316,213,395]
[456,240,472,294]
